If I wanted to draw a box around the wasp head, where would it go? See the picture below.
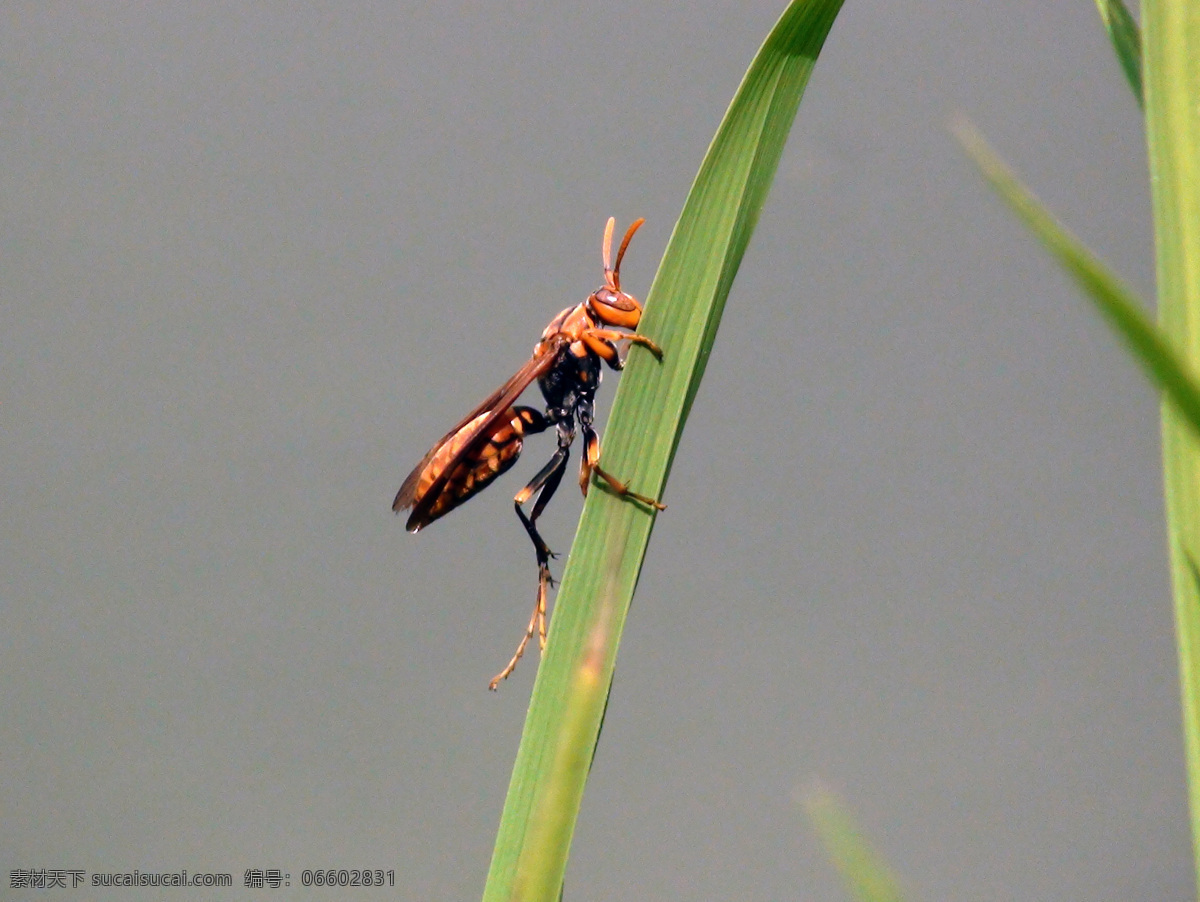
[587,216,645,329]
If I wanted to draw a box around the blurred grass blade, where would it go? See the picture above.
[1186,552,1200,608]
[955,121,1200,439]
[805,787,905,902]
[1093,0,1143,106]
[481,1,846,899]
[1143,0,1200,883]
[958,121,1200,869]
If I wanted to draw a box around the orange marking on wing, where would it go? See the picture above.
[395,351,557,530]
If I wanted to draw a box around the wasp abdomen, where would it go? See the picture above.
[406,407,544,531]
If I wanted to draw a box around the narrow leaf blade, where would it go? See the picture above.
[481,2,846,899]
[805,787,906,902]
[1093,0,1144,106]
[955,120,1200,439]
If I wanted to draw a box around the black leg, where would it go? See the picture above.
[515,443,569,568]
[490,423,576,689]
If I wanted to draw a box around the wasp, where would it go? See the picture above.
[394,217,665,689]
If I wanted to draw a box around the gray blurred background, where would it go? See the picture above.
[2,2,1185,899]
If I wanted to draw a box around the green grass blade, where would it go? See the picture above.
[805,787,906,902]
[1093,0,1143,106]
[961,6,1200,873]
[1143,0,1200,885]
[955,121,1200,439]
[958,122,1200,874]
[481,2,845,899]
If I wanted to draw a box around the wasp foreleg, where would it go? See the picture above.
[580,329,663,370]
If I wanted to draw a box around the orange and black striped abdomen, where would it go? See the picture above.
[400,407,543,531]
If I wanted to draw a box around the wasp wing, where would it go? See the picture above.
[393,347,559,530]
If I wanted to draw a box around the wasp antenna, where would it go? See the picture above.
[612,218,645,289]
[601,216,616,275]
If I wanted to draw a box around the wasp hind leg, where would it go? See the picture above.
[489,437,571,690]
